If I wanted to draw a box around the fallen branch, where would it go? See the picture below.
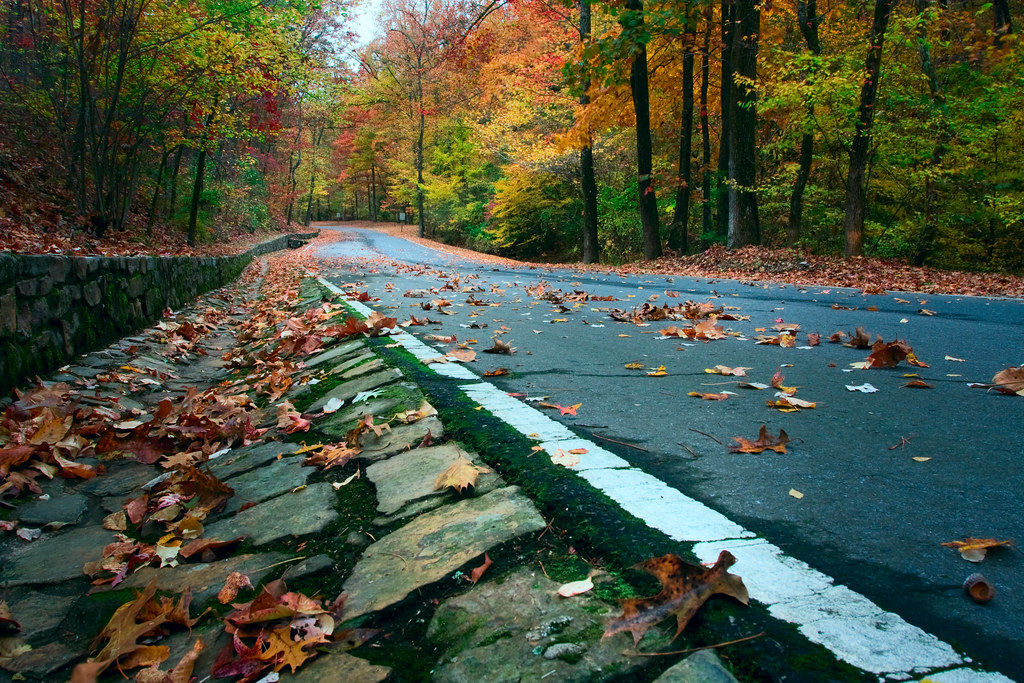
[591,433,648,452]
[688,428,723,445]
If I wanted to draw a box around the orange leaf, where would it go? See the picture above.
[470,553,493,584]
[729,425,790,454]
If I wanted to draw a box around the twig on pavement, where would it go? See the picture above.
[624,631,766,657]
[688,428,723,445]
[591,433,648,452]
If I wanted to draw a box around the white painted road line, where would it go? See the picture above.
[323,277,1014,682]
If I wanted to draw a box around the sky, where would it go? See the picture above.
[351,0,384,46]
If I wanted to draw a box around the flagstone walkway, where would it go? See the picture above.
[0,254,741,682]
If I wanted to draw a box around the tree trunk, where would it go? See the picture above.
[579,0,600,264]
[371,162,378,221]
[416,59,427,238]
[715,0,735,241]
[188,146,207,247]
[146,149,169,235]
[788,0,821,246]
[700,4,713,246]
[910,0,948,266]
[993,0,1012,44]
[727,0,760,248]
[842,0,894,257]
[669,27,695,254]
[625,0,662,260]
[168,144,183,217]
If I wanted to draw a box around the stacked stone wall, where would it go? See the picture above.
[0,231,317,395]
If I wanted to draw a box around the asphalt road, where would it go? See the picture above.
[315,224,1024,679]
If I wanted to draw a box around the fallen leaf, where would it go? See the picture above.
[941,538,1013,563]
[624,362,645,370]
[218,572,254,605]
[483,338,515,355]
[602,550,748,645]
[469,553,493,584]
[568,448,588,455]
[446,348,477,363]
[729,425,790,454]
[550,449,581,467]
[705,365,751,376]
[902,380,934,389]
[865,339,913,368]
[788,489,804,499]
[558,403,582,416]
[558,577,595,598]
[992,366,1024,396]
[912,456,932,462]
[647,365,668,377]
[434,454,488,493]
[484,368,510,376]
[322,397,344,414]
[688,392,730,400]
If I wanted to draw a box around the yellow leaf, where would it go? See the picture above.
[434,455,488,493]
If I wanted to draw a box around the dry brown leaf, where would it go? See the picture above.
[483,338,516,355]
[688,391,730,400]
[469,553,493,584]
[941,538,1013,562]
[218,572,254,605]
[992,366,1024,395]
[729,425,790,454]
[705,365,751,376]
[434,454,488,493]
[603,550,748,645]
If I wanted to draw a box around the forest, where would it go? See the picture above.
[1,0,1022,271]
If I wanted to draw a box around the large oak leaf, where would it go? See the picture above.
[603,550,748,645]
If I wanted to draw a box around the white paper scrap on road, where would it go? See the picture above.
[538,438,630,471]
[580,467,754,543]
[693,539,963,675]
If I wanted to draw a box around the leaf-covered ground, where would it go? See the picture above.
[3,207,1023,297]
[356,222,1024,298]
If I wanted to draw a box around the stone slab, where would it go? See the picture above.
[0,641,83,678]
[5,592,79,644]
[654,650,740,683]
[307,368,403,412]
[341,486,546,620]
[0,524,114,586]
[320,395,406,431]
[76,463,159,497]
[119,552,288,609]
[208,441,296,481]
[336,358,383,379]
[355,417,446,463]
[15,492,89,527]
[428,568,641,683]
[281,554,336,584]
[303,340,368,369]
[280,652,392,682]
[219,455,311,516]
[203,482,338,547]
[326,351,376,376]
[365,443,502,517]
